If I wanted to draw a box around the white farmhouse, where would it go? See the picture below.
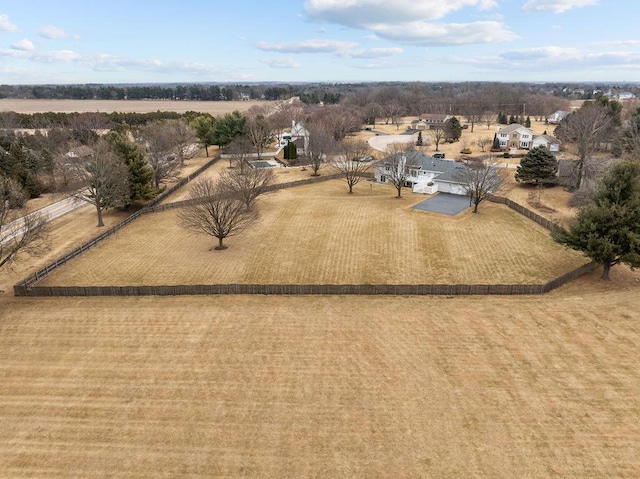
[375,151,469,195]
[496,123,534,150]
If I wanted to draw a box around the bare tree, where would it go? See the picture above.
[165,119,198,164]
[219,167,274,210]
[380,143,420,198]
[456,157,504,213]
[475,137,493,152]
[483,111,496,130]
[244,111,272,159]
[178,177,256,250]
[304,125,336,176]
[331,140,372,193]
[555,104,615,190]
[137,121,183,189]
[430,127,446,152]
[225,135,253,173]
[0,176,49,270]
[71,141,130,227]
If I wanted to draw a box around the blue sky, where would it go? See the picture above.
[0,0,638,84]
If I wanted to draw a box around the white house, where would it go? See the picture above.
[278,120,309,156]
[547,110,570,124]
[496,123,534,150]
[375,151,469,195]
[531,134,561,153]
[418,114,451,130]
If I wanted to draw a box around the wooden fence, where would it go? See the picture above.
[14,173,597,297]
[13,261,598,297]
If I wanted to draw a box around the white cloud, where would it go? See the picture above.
[305,0,497,26]
[11,38,34,51]
[0,13,18,32]
[500,46,640,71]
[374,21,518,45]
[256,39,357,53]
[522,0,598,13]
[260,57,300,69]
[303,1,515,47]
[338,47,403,58]
[38,25,79,39]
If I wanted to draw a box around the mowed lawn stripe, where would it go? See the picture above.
[39,181,586,287]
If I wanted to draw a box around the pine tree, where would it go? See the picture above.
[515,146,558,185]
[107,131,156,202]
[492,133,500,150]
[416,131,423,146]
[444,117,463,142]
[553,161,640,280]
[525,116,531,128]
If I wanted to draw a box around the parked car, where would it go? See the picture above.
[433,153,445,159]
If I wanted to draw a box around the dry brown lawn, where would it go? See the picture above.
[0,99,271,114]
[0,268,639,477]
[1,156,640,477]
[39,180,585,287]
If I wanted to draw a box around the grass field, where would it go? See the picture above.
[1,100,639,477]
[0,99,271,114]
[38,180,586,287]
[0,271,639,477]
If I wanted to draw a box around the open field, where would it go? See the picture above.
[1,145,640,477]
[39,180,586,287]
[0,99,272,115]
[0,269,639,477]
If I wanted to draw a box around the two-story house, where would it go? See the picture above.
[496,124,534,150]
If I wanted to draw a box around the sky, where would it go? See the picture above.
[0,0,639,85]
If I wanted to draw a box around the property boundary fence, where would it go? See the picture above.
[14,177,598,297]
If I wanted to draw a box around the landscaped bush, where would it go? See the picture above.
[460,148,472,154]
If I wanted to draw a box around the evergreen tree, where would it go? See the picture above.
[553,160,640,280]
[509,115,517,124]
[283,141,297,160]
[525,116,531,128]
[515,146,558,185]
[444,116,463,142]
[498,112,508,125]
[416,131,423,146]
[107,131,156,202]
[492,133,500,150]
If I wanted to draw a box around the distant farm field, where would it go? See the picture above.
[40,180,586,287]
[0,99,271,114]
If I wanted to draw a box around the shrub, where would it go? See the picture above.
[460,148,472,154]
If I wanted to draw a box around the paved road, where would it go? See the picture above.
[1,193,88,246]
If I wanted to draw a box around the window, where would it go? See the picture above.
[380,175,386,183]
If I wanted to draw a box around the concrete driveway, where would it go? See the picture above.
[368,134,415,152]
[412,193,471,216]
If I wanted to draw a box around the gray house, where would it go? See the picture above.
[375,151,469,195]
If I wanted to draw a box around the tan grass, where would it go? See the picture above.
[39,180,585,287]
[0,268,639,477]
[0,99,272,114]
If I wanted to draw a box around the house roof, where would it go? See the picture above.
[497,123,532,135]
[533,134,561,145]
[382,151,468,183]
[419,114,450,121]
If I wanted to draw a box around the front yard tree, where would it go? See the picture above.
[331,139,371,193]
[431,127,446,152]
[225,135,253,174]
[178,177,256,250]
[444,116,463,142]
[382,142,419,199]
[0,176,49,270]
[552,160,640,280]
[515,146,558,185]
[456,157,503,213]
[71,141,130,227]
